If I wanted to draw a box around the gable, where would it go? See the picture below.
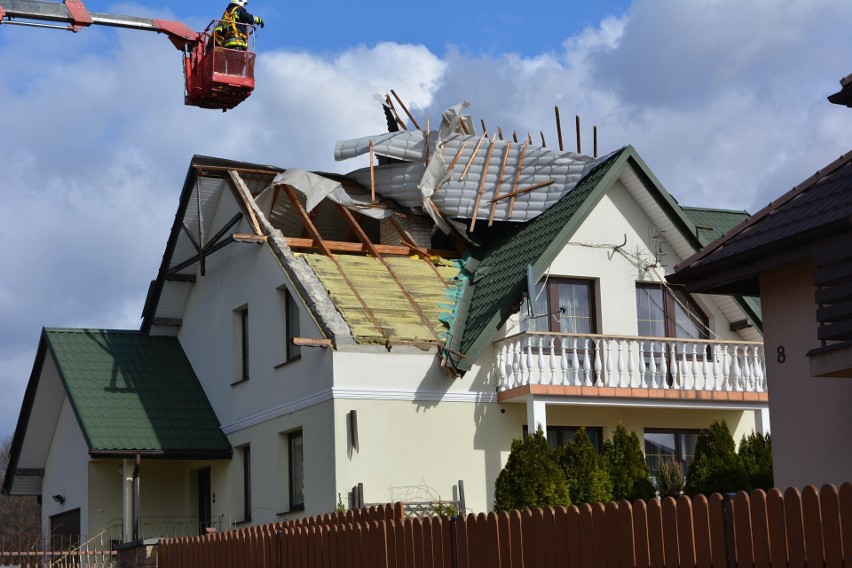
[450,146,761,371]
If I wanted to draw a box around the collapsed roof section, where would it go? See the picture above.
[334,101,605,233]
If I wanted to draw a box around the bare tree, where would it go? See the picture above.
[0,434,42,551]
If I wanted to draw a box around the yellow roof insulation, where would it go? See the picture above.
[303,254,460,344]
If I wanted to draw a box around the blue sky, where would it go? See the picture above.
[1,0,852,440]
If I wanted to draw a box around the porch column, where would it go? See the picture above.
[754,407,771,435]
[526,398,547,436]
[122,459,133,543]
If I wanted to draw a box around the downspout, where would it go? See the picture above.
[132,454,141,543]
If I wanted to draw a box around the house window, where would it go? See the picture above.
[234,306,250,382]
[521,278,596,333]
[523,425,603,452]
[288,430,304,511]
[242,445,252,522]
[278,287,301,363]
[643,428,699,479]
[636,284,708,339]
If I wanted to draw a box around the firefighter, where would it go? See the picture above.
[215,0,264,51]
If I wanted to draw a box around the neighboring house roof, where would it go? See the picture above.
[828,74,852,107]
[3,329,231,495]
[680,206,750,245]
[670,151,852,296]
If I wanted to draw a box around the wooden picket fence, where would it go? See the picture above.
[158,483,852,568]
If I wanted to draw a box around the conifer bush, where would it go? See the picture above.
[493,426,571,511]
[739,432,773,491]
[656,457,684,498]
[603,424,656,502]
[684,419,748,497]
[555,427,612,505]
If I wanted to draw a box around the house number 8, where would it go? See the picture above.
[777,346,786,364]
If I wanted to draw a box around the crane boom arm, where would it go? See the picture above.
[0,0,200,49]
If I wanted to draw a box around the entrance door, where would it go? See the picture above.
[50,509,81,550]
[197,468,211,535]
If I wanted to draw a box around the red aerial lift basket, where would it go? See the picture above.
[183,20,256,111]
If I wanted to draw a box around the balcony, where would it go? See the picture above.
[494,332,768,405]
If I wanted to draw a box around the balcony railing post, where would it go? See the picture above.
[605,339,615,387]
[593,339,603,386]
[660,342,669,389]
[582,339,592,386]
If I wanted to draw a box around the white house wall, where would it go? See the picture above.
[176,187,335,526]
[42,397,90,540]
[177,188,332,427]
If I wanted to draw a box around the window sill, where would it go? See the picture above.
[276,505,305,517]
[230,378,250,387]
[234,518,252,526]
[273,355,301,370]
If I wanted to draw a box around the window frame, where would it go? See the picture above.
[522,425,604,452]
[276,287,301,365]
[241,445,252,522]
[635,283,709,339]
[643,427,700,479]
[523,277,597,334]
[288,430,305,512]
[232,305,250,384]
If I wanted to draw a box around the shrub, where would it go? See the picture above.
[494,426,571,511]
[603,424,656,502]
[656,457,684,499]
[555,427,612,505]
[685,419,748,497]
[739,432,773,491]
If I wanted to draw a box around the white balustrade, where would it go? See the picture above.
[494,333,767,396]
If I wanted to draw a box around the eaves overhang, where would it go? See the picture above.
[141,155,282,335]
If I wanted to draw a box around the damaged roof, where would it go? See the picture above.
[139,100,761,374]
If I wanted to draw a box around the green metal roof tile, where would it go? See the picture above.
[44,328,231,457]
[680,206,750,246]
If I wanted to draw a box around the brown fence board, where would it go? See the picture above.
[455,514,469,568]
[605,501,621,568]
[750,490,771,568]
[566,505,583,568]
[802,486,825,568]
[648,497,666,568]
[820,484,843,568]
[735,491,754,568]
[633,499,651,568]
[839,482,852,568]
[498,511,513,568]
[592,503,608,568]
[579,504,596,568]
[619,500,637,568]
[764,489,786,568]
[510,510,524,568]
[662,497,680,568]
[677,495,696,568]
[541,507,555,568]
[691,495,711,568]
[531,508,546,568]
[784,487,806,568]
